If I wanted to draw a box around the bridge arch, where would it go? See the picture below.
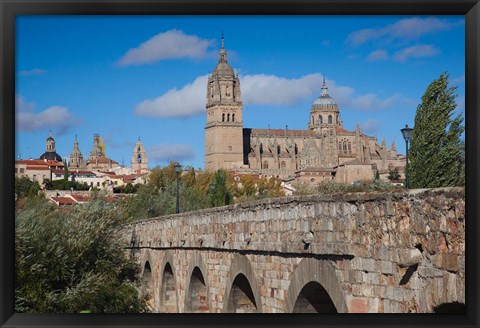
[140,251,155,312]
[184,252,211,313]
[157,251,178,313]
[285,258,347,313]
[222,254,263,313]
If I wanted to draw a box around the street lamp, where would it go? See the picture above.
[401,124,413,189]
[174,162,182,214]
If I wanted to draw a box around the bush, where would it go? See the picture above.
[15,198,147,313]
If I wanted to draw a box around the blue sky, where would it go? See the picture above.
[16,15,465,170]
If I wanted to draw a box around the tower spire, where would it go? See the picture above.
[218,32,227,63]
[321,75,328,96]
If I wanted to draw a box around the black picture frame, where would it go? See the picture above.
[1,1,479,327]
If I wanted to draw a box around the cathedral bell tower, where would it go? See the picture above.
[205,35,244,172]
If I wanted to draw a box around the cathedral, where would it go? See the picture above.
[204,37,405,184]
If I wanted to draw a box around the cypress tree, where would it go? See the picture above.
[409,72,464,188]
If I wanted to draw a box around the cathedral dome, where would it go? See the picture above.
[39,151,62,162]
[313,77,337,107]
[314,94,337,106]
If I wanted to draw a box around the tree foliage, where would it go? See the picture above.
[232,175,285,201]
[210,169,233,207]
[15,197,146,313]
[15,176,41,200]
[409,72,465,188]
[387,168,401,181]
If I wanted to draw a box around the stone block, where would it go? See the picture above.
[380,261,395,275]
[368,298,380,313]
[347,296,368,313]
[398,248,422,268]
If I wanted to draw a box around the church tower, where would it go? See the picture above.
[306,77,340,167]
[68,135,85,169]
[131,137,148,171]
[205,35,244,172]
[39,130,62,162]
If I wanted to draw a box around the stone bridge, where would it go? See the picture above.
[121,187,465,313]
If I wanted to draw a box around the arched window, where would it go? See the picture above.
[232,113,235,122]
[222,113,225,122]
[263,161,269,169]
[348,142,352,152]
[210,85,214,98]
[227,113,230,122]
[226,85,230,96]
[338,142,342,151]
[343,141,347,152]
[319,115,323,124]
[328,115,333,124]
[311,116,315,124]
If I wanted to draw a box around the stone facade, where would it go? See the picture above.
[131,138,148,172]
[122,187,465,313]
[68,135,85,169]
[204,37,405,184]
[85,134,118,170]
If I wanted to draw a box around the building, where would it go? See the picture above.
[68,135,85,169]
[131,138,148,172]
[38,130,63,162]
[204,36,405,184]
[15,159,64,183]
[85,134,118,170]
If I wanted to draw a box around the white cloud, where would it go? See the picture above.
[18,68,47,76]
[135,75,208,117]
[135,73,357,117]
[148,143,195,163]
[134,72,405,117]
[118,29,214,66]
[351,93,403,111]
[16,95,81,134]
[347,17,455,46]
[393,44,439,62]
[241,73,322,106]
[367,49,388,62]
[16,95,35,112]
[359,119,382,133]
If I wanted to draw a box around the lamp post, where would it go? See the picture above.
[401,124,413,189]
[174,162,182,214]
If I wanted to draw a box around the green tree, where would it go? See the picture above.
[15,198,147,313]
[387,168,401,181]
[409,72,465,188]
[63,159,69,181]
[211,170,232,207]
[15,176,40,200]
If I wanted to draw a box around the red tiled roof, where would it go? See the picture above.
[25,166,51,171]
[250,128,316,138]
[16,159,64,166]
[87,156,118,164]
[51,197,75,205]
[336,127,355,134]
[70,194,90,202]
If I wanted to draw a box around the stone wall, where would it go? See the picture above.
[122,187,465,313]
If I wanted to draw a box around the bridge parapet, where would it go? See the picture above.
[122,187,465,313]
